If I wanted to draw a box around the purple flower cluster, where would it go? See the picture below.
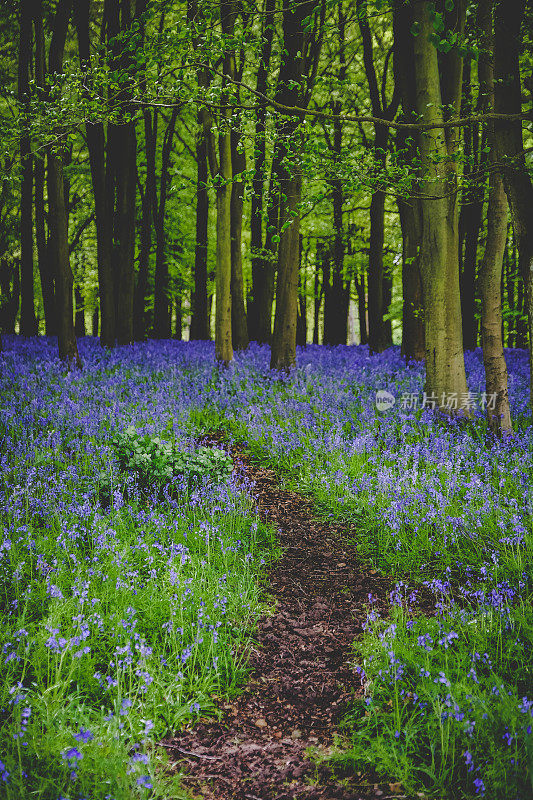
[0,336,272,797]
[0,336,531,799]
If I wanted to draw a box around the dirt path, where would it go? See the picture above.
[161,446,396,799]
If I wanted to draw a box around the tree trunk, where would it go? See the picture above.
[393,2,424,360]
[254,176,279,344]
[188,0,211,342]
[75,0,115,347]
[0,260,20,334]
[477,0,511,432]
[47,0,80,367]
[48,151,80,367]
[133,112,156,341]
[271,167,302,368]
[153,109,178,339]
[296,239,307,346]
[322,243,333,344]
[459,196,483,350]
[324,4,349,346]
[367,177,386,352]
[412,0,468,409]
[354,271,368,346]
[357,0,398,353]
[313,244,322,344]
[503,242,513,347]
[398,195,425,360]
[174,294,182,340]
[108,0,137,346]
[270,0,322,369]
[75,286,86,337]
[35,156,56,335]
[517,265,528,347]
[215,124,233,364]
[115,120,137,345]
[493,0,533,407]
[230,126,249,350]
[329,165,349,344]
[33,5,56,336]
[198,1,235,365]
[18,0,37,336]
[480,172,511,431]
[383,267,393,347]
[458,59,483,352]
[249,0,275,343]
[190,123,210,340]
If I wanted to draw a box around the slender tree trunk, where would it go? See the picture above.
[296,239,307,346]
[398,196,425,360]
[230,125,249,349]
[33,6,56,336]
[354,272,368,345]
[115,120,137,345]
[271,165,302,368]
[134,187,150,342]
[459,196,483,350]
[75,286,86,337]
[215,123,233,364]
[270,0,322,369]
[325,4,349,346]
[477,0,511,431]
[458,59,483,352]
[188,0,211,342]
[153,108,178,339]
[18,0,37,336]
[412,0,468,408]
[330,197,349,346]
[517,265,528,347]
[190,124,210,340]
[313,244,322,344]
[198,1,235,365]
[75,0,115,347]
[133,112,157,341]
[249,0,275,342]
[108,0,137,346]
[322,243,333,344]
[35,156,56,334]
[357,0,398,353]
[47,0,80,367]
[174,293,182,340]
[0,260,20,334]
[504,242,513,347]
[48,151,80,367]
[383,268,393,346]
[494,0,533,407]
[393,3,424,360]
[255,175,280,343]
[367,172,387,352]
[480,172,511,431]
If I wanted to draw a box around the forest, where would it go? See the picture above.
[1,1,533,799]
[0,0,531,423]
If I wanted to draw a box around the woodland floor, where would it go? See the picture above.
[160,443,409,800]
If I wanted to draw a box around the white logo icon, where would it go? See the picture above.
[375,390,395,412]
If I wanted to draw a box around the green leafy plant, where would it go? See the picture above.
[101,427,233,502]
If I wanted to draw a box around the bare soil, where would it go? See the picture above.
[160,444,406,800]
